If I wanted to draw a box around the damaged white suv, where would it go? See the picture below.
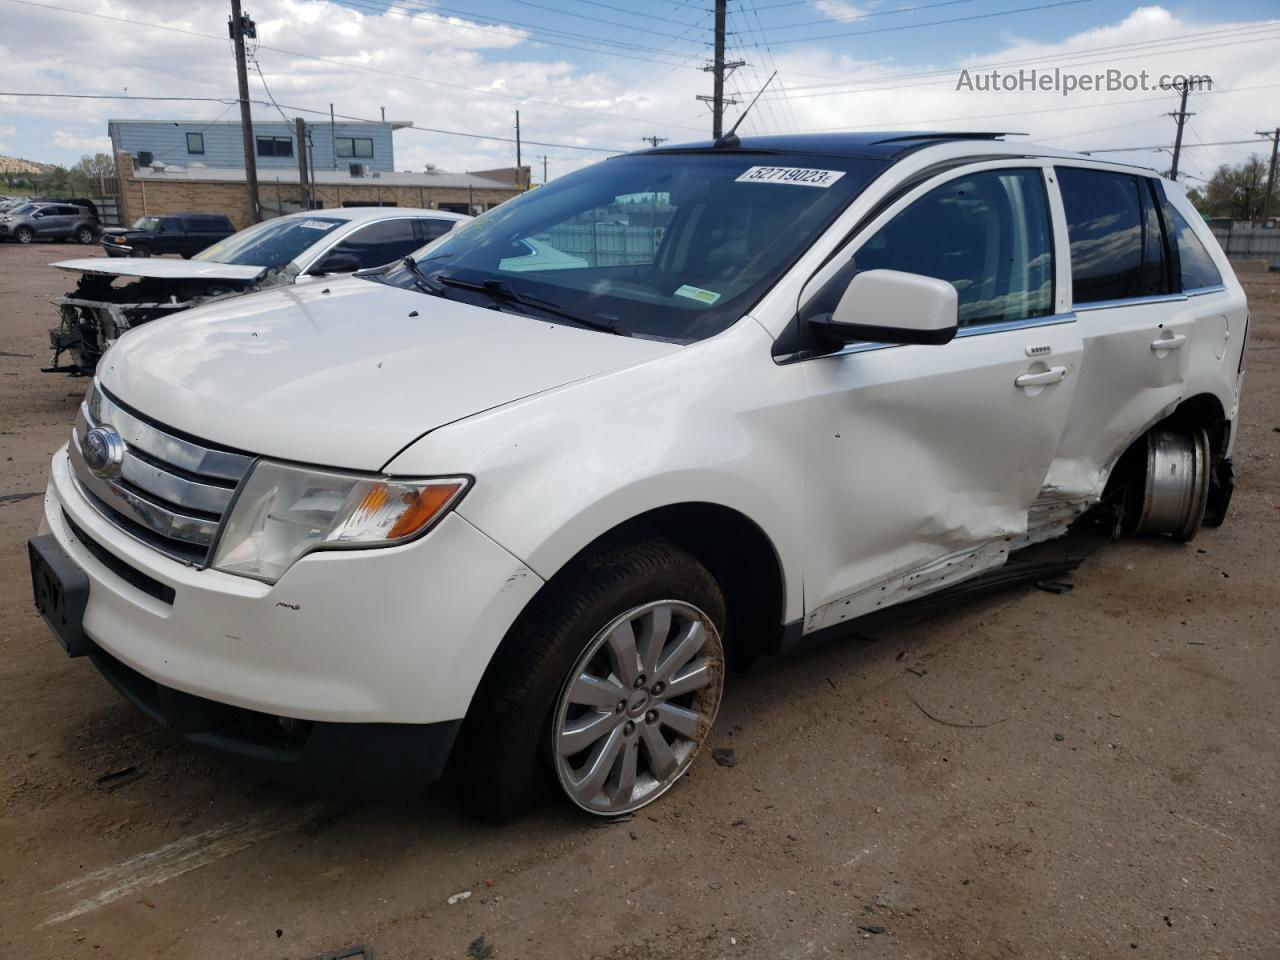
[30,133,1247,818]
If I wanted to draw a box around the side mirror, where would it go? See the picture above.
[307,252,361,276]
[811,269,958,346]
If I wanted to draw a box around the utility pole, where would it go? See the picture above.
[538,154,549,184]
[696,0,745,138]
[642,136,668,148]
[1168,80,1194,182]
[1255,127,1279,221]
[295,117,309,211]
[515,111,524,188]
[329,103,337,170]
[228,0,261,222]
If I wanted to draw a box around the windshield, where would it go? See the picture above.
[7,204,36,216]
[372,151,884,341]
[193,215,345,267]
[131,216,162,232]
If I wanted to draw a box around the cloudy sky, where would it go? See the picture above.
[0,0,1277,185]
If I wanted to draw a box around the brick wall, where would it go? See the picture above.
[114,153,518,229]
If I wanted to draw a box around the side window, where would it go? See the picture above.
[416,218,455,244]
[327,219,419,269]
[1161,196,1223,291]
[256,136,293,158]
[186,132,205,155]
[1057,167,1170,303]
[160,217,182,233]
[851,168,1054,327]
[336,137,374,159]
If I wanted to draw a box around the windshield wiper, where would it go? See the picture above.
[400,255,449,297]
[435,274,627,336]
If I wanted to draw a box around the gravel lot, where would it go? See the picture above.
[1,241,1277,959]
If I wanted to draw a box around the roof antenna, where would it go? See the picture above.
[715,70,777,149]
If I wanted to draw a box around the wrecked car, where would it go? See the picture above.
[45,207,468,373]
[29,133,1247,820]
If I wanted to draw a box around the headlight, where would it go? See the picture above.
[211,460,469,583]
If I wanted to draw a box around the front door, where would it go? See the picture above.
[797,164,1082,632]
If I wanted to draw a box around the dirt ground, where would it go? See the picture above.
[0,240,1276,960]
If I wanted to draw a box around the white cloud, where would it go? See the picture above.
[811,0,869,23]
[51,129,112,152]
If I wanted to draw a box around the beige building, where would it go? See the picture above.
[113,152,523,229]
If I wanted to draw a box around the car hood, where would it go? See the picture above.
[97,277,680,470]
[53,257,266,282]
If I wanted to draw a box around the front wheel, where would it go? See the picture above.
[15,226,33,244]
[456,540,726,820]
[76,226,95,244]
[133,243,151,258]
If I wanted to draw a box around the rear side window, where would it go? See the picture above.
[850,168,1054,327]
[416,218,455,244]
[1161,199,1222,291]
[1057,167,1169,303]
[327,219,419,269]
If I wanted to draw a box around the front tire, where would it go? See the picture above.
[456,540,726,820]
[15,226,33,244]
[133,243,151,258]
[76,226,95,244]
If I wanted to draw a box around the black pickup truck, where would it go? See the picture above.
[101,213,236,258]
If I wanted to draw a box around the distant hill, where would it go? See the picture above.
[0,155,57,175]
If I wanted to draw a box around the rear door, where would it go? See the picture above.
[797,162,1083,630]
[1044,166,1192,502]
[316,217,420,271]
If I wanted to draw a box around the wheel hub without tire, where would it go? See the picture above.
[552,599,724,816]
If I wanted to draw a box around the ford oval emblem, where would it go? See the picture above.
[82,426,126,479]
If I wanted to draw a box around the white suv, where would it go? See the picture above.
[29,133,1247,818]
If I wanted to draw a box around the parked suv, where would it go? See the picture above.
[101,213,236,258]
[0,201,99,244]
[28,133,1247,819]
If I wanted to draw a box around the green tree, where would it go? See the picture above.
[1189,154,1276,220]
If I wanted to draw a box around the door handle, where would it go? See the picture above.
[1151,333,1187,351]
[1015,366,1067,388]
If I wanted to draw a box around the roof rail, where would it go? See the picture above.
[871,132,1026,144]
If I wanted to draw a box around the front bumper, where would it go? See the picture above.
[39,444,544,728]
[85,636,461,796]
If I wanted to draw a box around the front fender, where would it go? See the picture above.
[383,319,809,623]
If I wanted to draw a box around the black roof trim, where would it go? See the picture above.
[629,131,1025,161]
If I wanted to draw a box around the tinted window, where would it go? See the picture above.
[186,132,205,154]
[1057,167,1170,303]
[373,152,882,342]
[160,217,183,232]
[416,218,455,243]
[336,137,374,159]
[194,215,345,267]
[1162,199,1222,290]
[256,136,293,158]
[328,219,419,268]
[851,169,1054,327]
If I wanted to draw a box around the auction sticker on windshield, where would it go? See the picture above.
[299,220,339,230]
[735,166,846,188]
[674,284,721,305]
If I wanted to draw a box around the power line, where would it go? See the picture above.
[763,0,987,29]
[2,0,708,132]
[765,0,1096,47]
[0,91,630,153]
[759,23,1280,97]
[1085,138,1272,155]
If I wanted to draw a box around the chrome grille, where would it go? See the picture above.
[69,384,254,565]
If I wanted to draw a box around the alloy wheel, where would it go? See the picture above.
[552,599,724,816]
